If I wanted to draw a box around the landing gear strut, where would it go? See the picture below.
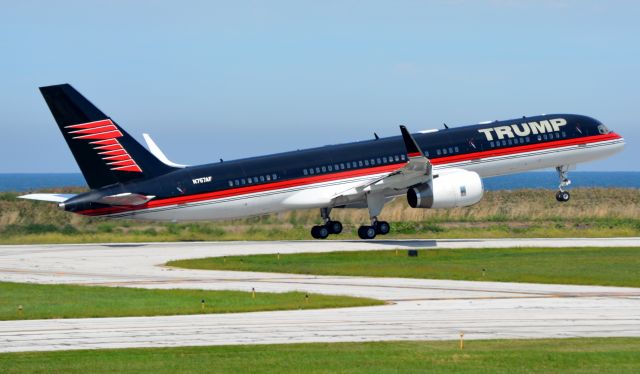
[310,208,343,239]
[555,165,571,202]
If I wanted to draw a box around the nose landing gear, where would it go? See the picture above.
[555,165,571,202]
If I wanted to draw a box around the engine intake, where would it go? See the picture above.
[407,170,483,209]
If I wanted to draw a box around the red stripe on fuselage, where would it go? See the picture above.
[77,132,622,216]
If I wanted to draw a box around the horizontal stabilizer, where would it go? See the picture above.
[97,193,155,206]
[18,193,76,203]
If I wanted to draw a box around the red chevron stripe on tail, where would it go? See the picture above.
[65,119,142,173]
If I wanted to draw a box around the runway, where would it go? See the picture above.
[0,238,639,352]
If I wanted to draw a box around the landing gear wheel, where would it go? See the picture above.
[555,191,570,202]
[326,220,343,235]
[358,225,377,240]
[555,191,563,202]
[311,225,329,239]
[374,221,390,235]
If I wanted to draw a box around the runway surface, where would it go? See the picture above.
[0,238,639,352]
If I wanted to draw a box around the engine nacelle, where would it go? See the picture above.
[407,170,483,209]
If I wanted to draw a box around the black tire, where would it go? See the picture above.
[311,225,329,239]
[555,191,564,202]
[375,221,390,235]
[561,191,570,202]
[326,221,343,235]
[357,225,377,240]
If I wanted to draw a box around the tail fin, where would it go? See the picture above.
[39,84,177,189]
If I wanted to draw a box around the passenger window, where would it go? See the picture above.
[334,164,339,170]
[502,140,507,146]
[321,166,326,172]
[454,146,459,153]
[328,165,333,171]
[266,174,271,181]
[561,132,566,138]
[490,141,494,148]
[382,157,387,163]
[272,174,277,180]
[260,176,265,182]
[447,148,453,154]
[303,169,308,176]
[241,179,246,185]
[340,163,345,170]
[358,161,363,167]
[370,159,375,165]
[437,149,441,156]
[507,139,512,145]
[315,167,320,173]
[377,158,382,164]
[526,136,530,143]
[443,148,448,155]
[228,181,233,187]
[309,168,314,175]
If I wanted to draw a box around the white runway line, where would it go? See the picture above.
[0,238,639,352]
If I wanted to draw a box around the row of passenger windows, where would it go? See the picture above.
[489,132,567,148]
[435,146,460,156]
[302,154,406,176]
[228,173,278,187]
[226,131,571,188]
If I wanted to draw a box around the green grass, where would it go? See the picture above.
[0,282,382,321]
[1,338,639,373]
[168,247,640,288]
[1,188,639,244]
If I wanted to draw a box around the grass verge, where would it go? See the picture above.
[0,282,382,321]
[1,338,639,373]
[1,188,639,243]
[168,247,640,288]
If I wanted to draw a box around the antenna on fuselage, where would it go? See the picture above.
[374,132,380,140]
[443,123,449,129]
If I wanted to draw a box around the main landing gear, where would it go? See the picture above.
[310,208,343,239]
[311,193,393,240]
[357,219,391,240]
[356,191,391,240]
[555,165,571,202]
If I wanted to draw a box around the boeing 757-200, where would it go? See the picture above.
[21,84,625,239]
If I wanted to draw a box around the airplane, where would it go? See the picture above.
[20,84,625,239]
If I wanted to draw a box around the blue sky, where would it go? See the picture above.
[1,0,638,172]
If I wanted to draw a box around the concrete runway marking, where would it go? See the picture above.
[0,238,639,352]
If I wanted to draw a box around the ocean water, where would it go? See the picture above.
[0,172,638,192]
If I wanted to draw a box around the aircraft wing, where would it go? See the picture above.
[96,193,155,206]
[331,126,433,205]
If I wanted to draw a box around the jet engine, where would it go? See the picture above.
[407,170,483,209]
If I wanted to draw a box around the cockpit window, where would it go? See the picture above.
[597,124,610,134]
